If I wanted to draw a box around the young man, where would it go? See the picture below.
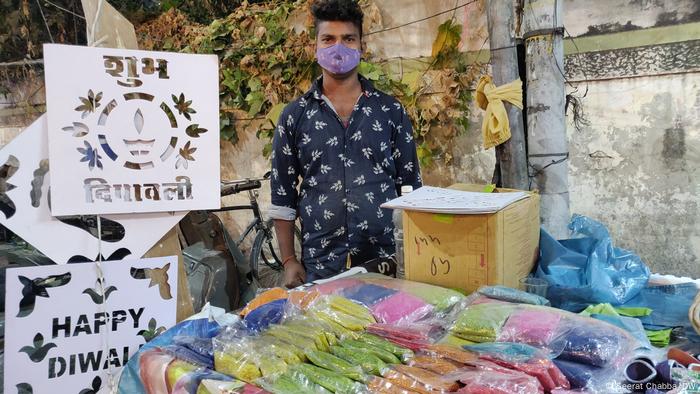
[269,0,421,287]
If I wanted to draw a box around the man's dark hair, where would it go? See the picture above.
[311,0,364,37]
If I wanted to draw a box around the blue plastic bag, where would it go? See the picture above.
[536,215,650,311]
[623,282,700,343]
[118,318,221,394]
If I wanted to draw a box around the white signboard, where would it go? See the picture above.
[0,116,185,263]
[44,43,220,215]
[4,256,178,394]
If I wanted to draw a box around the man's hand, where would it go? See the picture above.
[283,258,306,288]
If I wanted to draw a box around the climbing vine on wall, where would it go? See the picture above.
[136,0,481,168]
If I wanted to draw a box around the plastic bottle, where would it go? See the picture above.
[393,185,413,279]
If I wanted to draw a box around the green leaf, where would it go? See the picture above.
[247,78,262,92]
[266,103,286,126]
[245,91,265,116]
[401,71,422,93]
[432,19,462,58]
[262,142,273,158]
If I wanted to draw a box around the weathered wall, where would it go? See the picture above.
[567,74,700,277]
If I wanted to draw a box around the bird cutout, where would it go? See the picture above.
[137,317,166,342]
[30,159,49,208]
[19,333,57,363]
[82,278,117,305]
[0,155,20,219]
[47,191,126,242]
[16,383,33,394]
[130,263,172,300]
[67,248,132,263]
[79,376,102,394]
[18,273,72,318]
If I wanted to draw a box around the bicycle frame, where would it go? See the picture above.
[213,189,271,251]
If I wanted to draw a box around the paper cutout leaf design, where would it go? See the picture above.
[16,383,33,394]
[175,142,196,169]
[68,248,132,263]
[18,272,72,317]
[30,159,49,208]
[82,278,117,305]
[78,376,102,394]
[19,333,57,362]
[130,263,172,300]
[77,141,103,170]
[0,154,19,219]
[134,109,145,134]
[75,90,102,119]
[137,317,166,342]
[62,122,90,137]
[185,124,208,138]
[172,93,196,120]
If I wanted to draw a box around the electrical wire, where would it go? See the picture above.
[34,0,55,43]
[42,0,86,19]
[365,0,478,36]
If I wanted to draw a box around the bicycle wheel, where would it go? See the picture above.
[250,219,302,288]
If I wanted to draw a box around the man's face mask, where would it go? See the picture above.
[316,43,361,75]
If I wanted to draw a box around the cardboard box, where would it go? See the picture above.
[403,184,540,293]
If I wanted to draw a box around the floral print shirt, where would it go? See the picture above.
[269,76,421,279]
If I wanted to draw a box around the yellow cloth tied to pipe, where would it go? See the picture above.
[476,75,523,149]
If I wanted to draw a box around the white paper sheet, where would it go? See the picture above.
[380,186,529,214]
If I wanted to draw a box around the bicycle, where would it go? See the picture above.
[178,172,301,312]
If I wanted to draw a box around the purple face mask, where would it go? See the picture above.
[316,43,361,75]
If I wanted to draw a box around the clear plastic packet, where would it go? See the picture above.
[478,354,570,391]
[243,299,288,333]
[366,323,442,350]
[213,337,262,383]
[282,314,340,349]
[370,292,435,325]
[477,285,550,306]
[251,335,303,365]
[351,273,465,311]
[357,332,415,362]
[340,338,402,364]
[293,363,369,394]
[198,378,246,393]
[340,283,398,307]
[421,344,478,365]
[549,314,636,368]
[330,345,388,377]
[312,278,364,295]
[173,335,214,361]
[305,349,367,382]
[140,348,176,394]
[381,365,460,393]
[265,323,320,351]
[407,355,462,374]
[463,342,554,363]
[167,360,235,394]
[162,344,214,369]
[256,370,333,394]
[213,336,289,382]
[449,369,544,394]
[366,377,423,394]
[240,288,288,317]
[496,308,563,346]
[451,303,515,343]
[307,294,376,331]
